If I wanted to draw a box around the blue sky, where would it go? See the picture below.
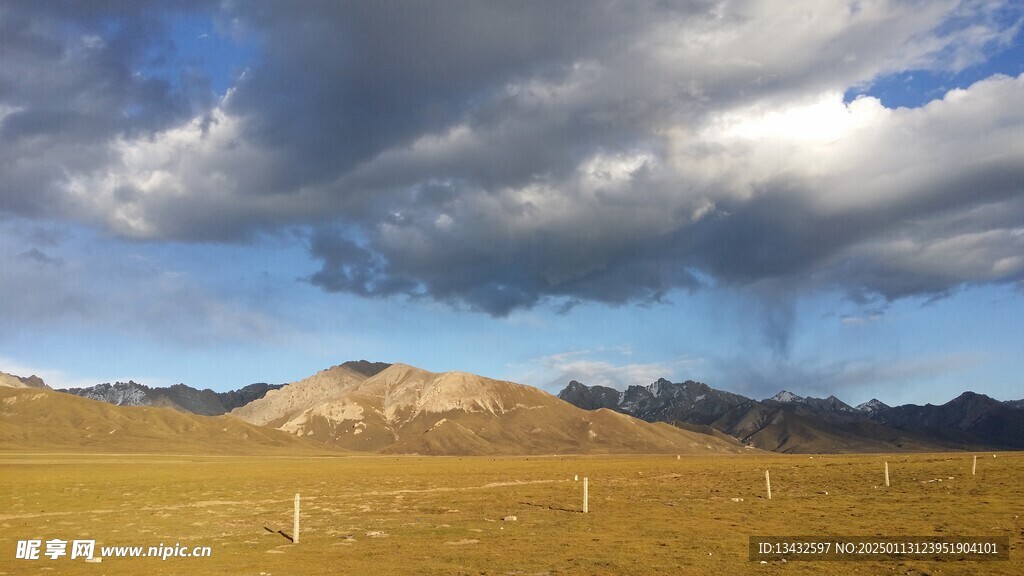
[1,1,1022,406]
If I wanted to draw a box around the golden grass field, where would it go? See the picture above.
[1,452,1020,575]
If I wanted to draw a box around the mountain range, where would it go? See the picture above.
[4,362,1019,455]
[60,360,395,415]
[0,363,745,456]
[558,379,1024,452]
[65,380,284,416]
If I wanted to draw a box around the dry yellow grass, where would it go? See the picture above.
[1,452,1020,575]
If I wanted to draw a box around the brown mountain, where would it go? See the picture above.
[0,385,328,454]
[231,363,748,455]
[0,371,51,390]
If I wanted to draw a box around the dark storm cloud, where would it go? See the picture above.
[2,1,1023,317]
[225,0,656,189]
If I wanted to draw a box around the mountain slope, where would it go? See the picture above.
[869,392,1024,449]
[231,363,748,455]
[0,386,332,454]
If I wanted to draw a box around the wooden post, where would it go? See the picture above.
[972,455,977,476]
[293,493,300,544]
[765,470,772,500]
[583,477,589,514]
[884,462,890,487]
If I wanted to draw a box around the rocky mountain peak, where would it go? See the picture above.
[856,398,889,412]
[648,378,673,396]
[556,380,620,411]
[769,390,803,403]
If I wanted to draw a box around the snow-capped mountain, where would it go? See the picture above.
[856,398,890,413]
[768,390,803,403]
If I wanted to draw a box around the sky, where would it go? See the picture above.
[1,1,1022,407]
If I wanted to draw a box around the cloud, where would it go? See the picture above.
[711,353,982,403]
[522,349,702,392]
[0,1,206,217]
[2,0,1022,320]
[18,247,64,266]
[840,309,885,326]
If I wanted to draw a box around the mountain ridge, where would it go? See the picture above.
[0,371,51,390]
[559,378,1024,452]
[64,380,285,416]
[5,362,1019,455]
[58,360,391,416]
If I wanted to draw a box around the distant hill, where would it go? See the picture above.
[559,379,1023,452]
[231,363,749,456]
[0,385,331,454]
[0,371,51,390]
[64,380,284,415]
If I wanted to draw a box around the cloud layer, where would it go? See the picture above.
[2,1,1022,317]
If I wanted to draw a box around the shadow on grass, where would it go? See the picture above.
[264,526,294,542]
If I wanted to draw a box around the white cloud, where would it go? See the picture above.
[704,92,889,144]
[63,106,292,239]
[4,1,1023,316]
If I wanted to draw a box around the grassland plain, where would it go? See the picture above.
[1,452,1020,575]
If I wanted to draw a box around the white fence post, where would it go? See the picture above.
[294,493,300,544]
[884,462,890,487]
[765,470,772,500]
[583,477,589,514]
